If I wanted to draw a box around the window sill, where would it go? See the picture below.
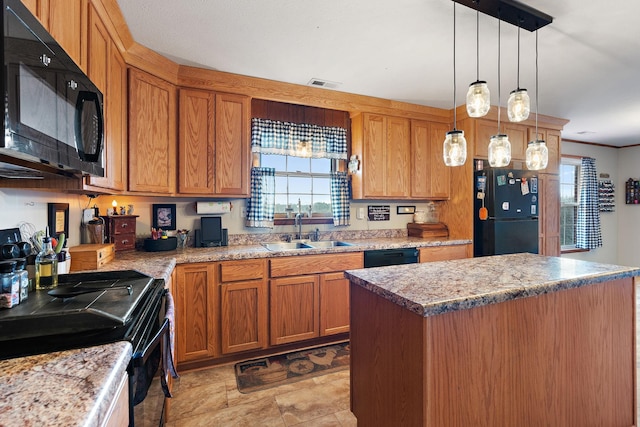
[561,247,590,254]
[274,217,333,226]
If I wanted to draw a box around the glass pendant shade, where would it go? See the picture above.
[488,134,512,167]
[466,81,491,117]
[443,130,467,167]
[507,88,530,122]
[525,140,548,170]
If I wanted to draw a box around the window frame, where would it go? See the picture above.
[559,156,587,253]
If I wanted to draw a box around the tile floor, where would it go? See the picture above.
[165,364,356,427]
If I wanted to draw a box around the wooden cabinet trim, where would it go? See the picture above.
[219,259,267,283]
[270,252,364,277]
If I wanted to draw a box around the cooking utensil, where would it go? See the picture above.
[47,285,133,298]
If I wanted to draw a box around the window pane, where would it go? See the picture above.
[262,154,285,170]
[313,177,331,195]
[313,195,331,213]
[311,158,330,173]
[289,176,312,193]
[274,176,288,193]
[274,194,288,213]
[288,156,310,173]
[290,194,312,211]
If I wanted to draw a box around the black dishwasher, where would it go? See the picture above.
[363,248,419,268]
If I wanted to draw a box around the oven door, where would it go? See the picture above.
[129,288,170,427]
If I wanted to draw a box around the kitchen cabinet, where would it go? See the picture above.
[410,120,451,199]
[319,272,350,336]
[174,263,218,363]
[419,244,471,263]
[351,113,410,199]
[219,259,268,354]
[85,4,127,191]
[178,90,250,196]
[270,274,320,345]
[538,173,560,256]
[102,215,137,251]
[102,372,128,427]
[529,128,561,174]
[128,68,177,194]
[47,0,85,69]
[474,120,527,161]
[21,0,47,24]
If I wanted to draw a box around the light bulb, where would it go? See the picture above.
[466,81,490,117]
[443,130,467,167]
[526,140,548,170]
[488,134,512,167]
[507,89,530,122]
[112,199,117,208]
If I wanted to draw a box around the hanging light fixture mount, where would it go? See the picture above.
[451,0,552,32]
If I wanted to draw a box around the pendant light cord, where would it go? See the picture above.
[516,26,521,89]
[476,8,480,80]
[497,19,501,130]
[534,28,539,138]
[453,2,457,128]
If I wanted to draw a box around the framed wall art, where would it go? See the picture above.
[48,203,69,239]
[152,204,176,230]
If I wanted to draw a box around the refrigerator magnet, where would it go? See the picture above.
[521,178,530,195]
[502,201,510,210]
[531,177,538,193]
[497,175,507,186]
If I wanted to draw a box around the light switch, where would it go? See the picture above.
[357,207,365,220]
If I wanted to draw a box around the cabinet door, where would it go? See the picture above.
[530,128,561,175]
[386,116,410,197]
[220,279,268,354]
[538,173,560,256]
[178,89,215,194]
[215,93,250,196]
[411,120,450,199]
[47,0,84,69]
[319,272,350,336]
[175,264,217,363]
[474,120,495,159]
[363,114,386,197]
[270,275,319,345]
[503,123,527,161]
[419,244,470,262]
[128,68,176,194]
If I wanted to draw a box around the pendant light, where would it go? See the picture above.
[488,18,511,167]
[466,6,490,117]
[507,26,530,122]
[526,29,548,170]
[443,2,467,167]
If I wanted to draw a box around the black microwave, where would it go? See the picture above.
[0,0,104,177]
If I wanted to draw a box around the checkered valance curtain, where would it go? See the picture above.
[330,172,350,226]
[251,118,348,159]
[246,167,275,228]
[576,157,602,249]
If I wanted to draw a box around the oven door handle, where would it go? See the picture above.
[134,317,169,365]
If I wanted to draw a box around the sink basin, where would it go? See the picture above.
[308,240,354,248]
[262,241,314,251]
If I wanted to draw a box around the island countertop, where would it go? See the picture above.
[345,253,640,317]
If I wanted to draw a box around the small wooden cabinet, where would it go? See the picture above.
[175,263,217,363]
[128,68,177,194]
[102,215,138,251]
[219,259,268,354]
[270,274,320,345]
[411,120,451,199]
[419,244,471,263]
[319,272,350,336]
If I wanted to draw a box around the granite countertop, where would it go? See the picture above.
[0,341,131,427]
[95,236,471,281]
[345,253,640,317]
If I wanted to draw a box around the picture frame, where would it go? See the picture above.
[48,203,69,239]
[152,204,176,230]
[396,206,416,215]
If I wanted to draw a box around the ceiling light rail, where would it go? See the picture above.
[451,0,553,32]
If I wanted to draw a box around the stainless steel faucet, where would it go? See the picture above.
[294,213,303,240]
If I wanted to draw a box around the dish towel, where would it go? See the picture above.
[161,290,179,397]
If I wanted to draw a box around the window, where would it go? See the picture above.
[260,154,333,217]
[560,157,580,249]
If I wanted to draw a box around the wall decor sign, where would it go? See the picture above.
[368,205,390,221]
[47,203,69,239]
[152,204,176,230]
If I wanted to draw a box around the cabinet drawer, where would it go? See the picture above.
[270,252,363,278]
[220,259,266,282]
[111,217,137,235]
[419,244,470,263]
[112,234,136,251]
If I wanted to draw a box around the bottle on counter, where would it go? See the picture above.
[0,260,19,308]
[35,236,58,290]
[13,258,29,302]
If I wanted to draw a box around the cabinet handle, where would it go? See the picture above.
[121,239,129,244]
[120,223,128,228]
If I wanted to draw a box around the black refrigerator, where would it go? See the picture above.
[474,168,539,257]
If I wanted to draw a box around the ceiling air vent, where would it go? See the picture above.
[307,78,341,90]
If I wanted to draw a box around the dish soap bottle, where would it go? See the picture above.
[35,236,58,290]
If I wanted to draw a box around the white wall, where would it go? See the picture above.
[616,145,640,267]
[560,141,620,265]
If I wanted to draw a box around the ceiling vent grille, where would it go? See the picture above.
[307,78,341,90]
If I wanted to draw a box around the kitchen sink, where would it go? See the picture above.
[262,241,314,251]
[262,240,355,251]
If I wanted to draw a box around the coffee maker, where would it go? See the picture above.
[80,208,105,244]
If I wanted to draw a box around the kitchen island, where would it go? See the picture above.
[345,253,640,427]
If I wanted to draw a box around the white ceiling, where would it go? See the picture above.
[116,0,640,147]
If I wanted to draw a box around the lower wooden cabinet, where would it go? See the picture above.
[319,272,350,336]
[175,264,217,363]
[270,275,320,345]
[419,244,471,263]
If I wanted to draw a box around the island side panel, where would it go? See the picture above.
[425,277,634,426]
[350,283,427,426]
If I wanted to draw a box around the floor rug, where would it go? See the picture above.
[234,342,350,393]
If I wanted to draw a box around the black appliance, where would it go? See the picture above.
[474,167,539,257]
[364,248,419,268]
[0,0,104,179]
[195,216,228,247]
[0,270,172,427]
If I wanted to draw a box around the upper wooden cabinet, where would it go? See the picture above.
[47,0,86,69]
[351,113,410,199]
[411,120,451,199]
[529,128,561,174]
[178,90,250,196]
[85,4,127,192]
[474,120,527,161]
[128,68,177,194]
